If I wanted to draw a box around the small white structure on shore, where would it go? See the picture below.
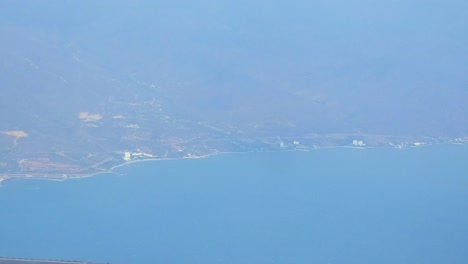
[352,140,365,146]
[124,152,131,161]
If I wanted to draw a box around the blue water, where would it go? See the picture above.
[1,145,467,264]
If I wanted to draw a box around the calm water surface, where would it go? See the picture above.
[1,145,467,264]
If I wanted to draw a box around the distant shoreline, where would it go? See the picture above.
[1,142,467,186]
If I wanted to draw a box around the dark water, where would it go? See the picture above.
[1,145,467,264]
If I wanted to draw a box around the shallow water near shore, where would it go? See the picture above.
[1,145,467,264]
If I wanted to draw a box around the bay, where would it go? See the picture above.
[1,145,467,264]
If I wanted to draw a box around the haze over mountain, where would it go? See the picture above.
[2,0,468,135]
[1,1,467,179]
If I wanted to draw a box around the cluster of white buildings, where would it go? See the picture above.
[352,140,365,147]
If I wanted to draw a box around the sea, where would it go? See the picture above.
[0,145,467,264]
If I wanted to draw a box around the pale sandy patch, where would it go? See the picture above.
[78,112,103,122]
[113,115,126,119]
[2,130,28,138]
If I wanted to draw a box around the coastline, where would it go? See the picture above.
[0,150,241,184]
[1,141,467,185]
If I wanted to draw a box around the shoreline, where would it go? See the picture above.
[1,142,467,185]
